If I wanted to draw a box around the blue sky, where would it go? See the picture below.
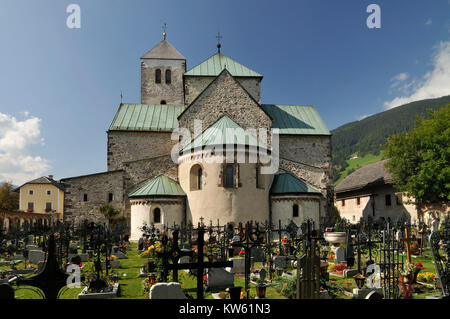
[0,0,449,185]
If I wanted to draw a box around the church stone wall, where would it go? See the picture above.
[123,155,179,191]
[279,135,331,169]
[179,71,271,149]
[141,58,185,104]
[184,76,261,105]
[61,170,125,224]
[107,131,176,171]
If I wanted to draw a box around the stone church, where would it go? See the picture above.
[60,35,333,240]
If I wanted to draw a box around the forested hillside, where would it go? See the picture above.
[331,95,450,183]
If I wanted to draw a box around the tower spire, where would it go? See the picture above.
[162,23,168,40]
[216,32,222,54]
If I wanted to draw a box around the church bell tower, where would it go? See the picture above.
[141,30,186,105]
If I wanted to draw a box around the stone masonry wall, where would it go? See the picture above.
[107,131,177,171]
[279,135,331,169]
[141,58,185,104]
[61,170,125,224]
[178,70,271,149]
[123,155,179,192]
[184,75,261,105]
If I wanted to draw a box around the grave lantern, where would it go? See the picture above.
[276,267,283,276]
[353,273,366,289]
[256,283,267,299]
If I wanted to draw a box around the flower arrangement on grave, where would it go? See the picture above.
[417,272,437,284]
[333,263,347,274]
[238,249,245,257]
[410,242,420,255]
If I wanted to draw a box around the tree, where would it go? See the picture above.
[0,182,19,211]
[384,105,450,204]
[98,203,126,230]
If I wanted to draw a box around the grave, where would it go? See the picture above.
[227,257,245,274]
[250,247,265,262]
[206,268,234,290]
[335,247,346,263]
[78,282,120,299]
[273,256,291,269]
[149,282,187,299]
[28,250,46,265]
[68,253,89,262]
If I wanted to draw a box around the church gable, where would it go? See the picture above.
[178,69,272,147]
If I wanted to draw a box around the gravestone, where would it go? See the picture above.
[28,250,46,265]
[179,249,191,264]
[250,247,265,262]
[37,261,46,273]
[335,247,346,263]
[227,258,245,274]
[206,268,234,290]
[68,253,88,262]
[259,268,267,281]
[111,247,127,259]
[26,235,34,245]
[138,237,144,251]
[0,283,14,299]
[149,282,187,299]
[273,256,290,269]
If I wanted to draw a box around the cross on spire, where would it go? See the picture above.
[162,23,168,40]
[216,32,223,53]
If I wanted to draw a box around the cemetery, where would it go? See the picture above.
[0,215,449,300]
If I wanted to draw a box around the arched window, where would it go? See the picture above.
[155,69,161,83]
[293,204,299,218]
[153,208,161,224]
[190,164,203,190]
[165,69,171,84]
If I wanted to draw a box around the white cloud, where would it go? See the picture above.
[390,72,409,89]
[425,19,432,26]
[0,112,50,185]
[384,41,450,109]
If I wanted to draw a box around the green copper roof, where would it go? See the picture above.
[271,173,321,195]
[181,115,267,152]
[184,53,263,77]
[109,104,184,131]
[129,175,186,198]
[261,104,331,136]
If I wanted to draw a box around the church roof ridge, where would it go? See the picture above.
[184,52,262,77]
[141,39,185,60]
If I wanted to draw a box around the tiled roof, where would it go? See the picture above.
[141,40,185,60]
[261,104,331,136]
[18,176,65,191]
[109,104,184,131]
[129,175,186,197]
[270,173,321,195]
[184,53,262,77]
[335,160,392,193]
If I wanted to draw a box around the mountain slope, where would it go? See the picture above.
[331,95,450,183]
